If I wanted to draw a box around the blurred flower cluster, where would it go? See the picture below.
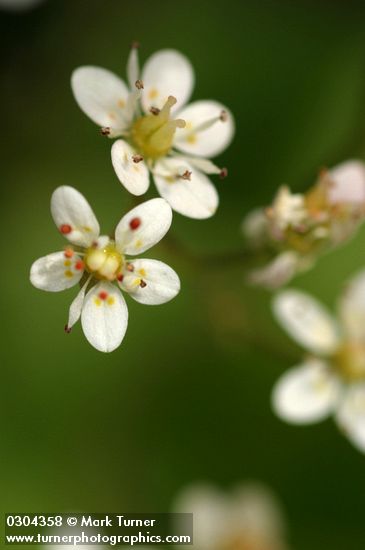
[243,161,365,289]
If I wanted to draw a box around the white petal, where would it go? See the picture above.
[115,198,172,255]
[272,360,340,424]
[111,140,150,196]
[153,157,218,219]
[174,100,234,157]
[81,282,128,352]
[272,290,340,355]
[328,160,365,204]
[242,208,269,247]
[120,259,180,305]
[141,49,194,113]
[173,484,228,549]
[174,154,221,175]
[51,186,100,248]
[338,268,365,341]
[336,384,365,452]
[71,66,129,134]
[248,252,300,289]
[66,278,90,331]
[229,484,287,542]
[30,251,84,292]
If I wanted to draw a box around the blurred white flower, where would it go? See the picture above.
[243,160,365,289]
[71,45,234,219]
[0,0,45,11]
[272,270,365,452]
[174,482,290,550]
[30,187,180,352]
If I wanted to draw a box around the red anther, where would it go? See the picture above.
[130,40,140,49]
[75,260,85,271]
[98,291,108,301]
[150,106,160,116]
[64,248,74,258]
[101,126,111,136]
[126,263,134,272]
[129,217,141,230]
[135,79,144,90]
[60,224,72,234]
[64,325,72,334]
[117,273,124,282]
[220,167,228,179]
[140,279,147,288]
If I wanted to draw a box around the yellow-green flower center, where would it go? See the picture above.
[333,342,365,382]
[131,95,185,160]
[85,241,124,281]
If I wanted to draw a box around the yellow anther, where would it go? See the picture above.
[85,242,124,281]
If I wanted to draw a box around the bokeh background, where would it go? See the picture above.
[2,0,365,547]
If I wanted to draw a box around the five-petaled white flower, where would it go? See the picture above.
[242,160,365,289]
[71,45,234,219]
[30,186,180,353]
[272,270,365,452]
[173,482,290,550]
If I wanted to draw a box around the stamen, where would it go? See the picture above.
[129,217,141,230]
[159,96,177,120]
[60,224,72,234]
[135,79,144,90]
[64,325,72,334]
[140,279,147,288]
[150,106,160,115]
[189,111,228,135]
[130,40,140,49]
[98,291,108,301]
[132,154,144,163]
[117,273,124,282]
[75,260,85,271]
[220,167,228,179]
[126,263,135,272]
[180,170,192,181]
[220,110,228,122]
[101,126,111,136]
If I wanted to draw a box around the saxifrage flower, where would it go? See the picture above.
[243,160,365,289]
[30,186,180,352]
[272,269,365,452]
[71,45,234,219]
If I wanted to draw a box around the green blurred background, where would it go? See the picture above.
[2,0,365,547]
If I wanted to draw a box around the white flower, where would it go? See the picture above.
[272,270,365,452]
[243,160,365,288]
[173,482,290,550]
[30,186,180,353]
[71,46,234,219]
